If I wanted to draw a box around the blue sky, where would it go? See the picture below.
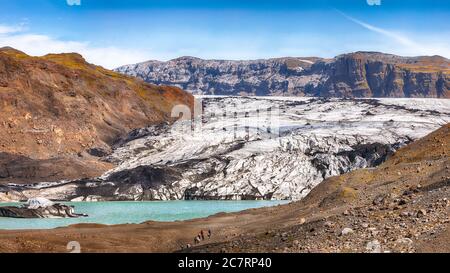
[0,0,449,68]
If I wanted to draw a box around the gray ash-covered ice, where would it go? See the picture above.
[2,97,449,202]
[94,96,450,201]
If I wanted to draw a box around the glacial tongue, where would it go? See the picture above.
[3,97,449,202]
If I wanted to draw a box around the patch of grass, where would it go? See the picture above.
[398,64,450,74]
[340,187,358,200]
[42,53,90,70]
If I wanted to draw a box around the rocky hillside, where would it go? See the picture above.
[0,47,193,183]
[116,52,450,98]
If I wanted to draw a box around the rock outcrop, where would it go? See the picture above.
[116,52,450,98]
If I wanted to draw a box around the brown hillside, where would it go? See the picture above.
[0,47,193,183]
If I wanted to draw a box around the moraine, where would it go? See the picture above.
[1,96,449,202]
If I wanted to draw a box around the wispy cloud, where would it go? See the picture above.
[0,23,149,69]
[336,10,450,58]
[340,13,419,48]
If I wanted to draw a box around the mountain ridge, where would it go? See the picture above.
[116,51,450,98]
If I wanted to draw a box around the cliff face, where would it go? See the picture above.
[116,52,450,98]
[314,53,450,98]
[115,56,323,96]
[0,47,193,183]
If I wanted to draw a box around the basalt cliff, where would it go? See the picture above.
[116,52,450,98]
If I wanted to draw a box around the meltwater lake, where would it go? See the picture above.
[0,200,288,230]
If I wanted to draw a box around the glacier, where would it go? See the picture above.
[2,96,449,201]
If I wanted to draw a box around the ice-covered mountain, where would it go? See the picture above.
[115,52,450,98]
[3,96,449,202]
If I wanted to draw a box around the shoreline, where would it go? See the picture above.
[0,201,294,253]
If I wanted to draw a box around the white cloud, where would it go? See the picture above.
[0,24,25,34]
[0,24,149,69]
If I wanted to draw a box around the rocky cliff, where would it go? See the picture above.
[0,47,194,184]
[116,52,450,98]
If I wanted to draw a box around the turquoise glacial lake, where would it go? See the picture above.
[0,201,288,230]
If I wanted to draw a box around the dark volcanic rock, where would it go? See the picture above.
[0,203,87,219]
[0,152,112,184]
